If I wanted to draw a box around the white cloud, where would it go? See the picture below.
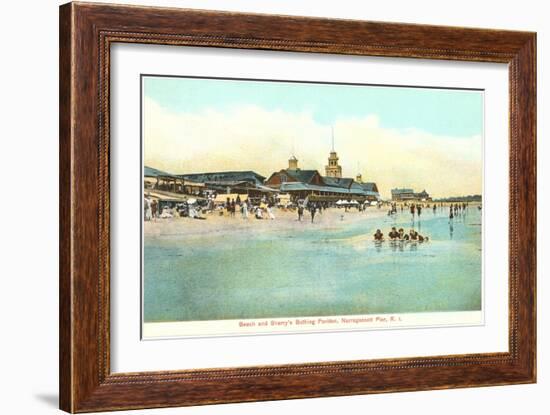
[144,97,482,199]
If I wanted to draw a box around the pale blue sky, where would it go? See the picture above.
[143,76,483,138]
[143,75,483,197]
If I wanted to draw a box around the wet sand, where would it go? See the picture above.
[143,204,482,322]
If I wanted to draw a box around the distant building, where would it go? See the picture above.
[416,190,431,201]
[391,188,431,201]
[391,188,415,201]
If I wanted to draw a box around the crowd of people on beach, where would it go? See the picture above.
[143,197,157,221]
[144,194,282,222]
[218,196,374,222]
[297,201,326,223]
[144,193,375,224]
[221,196,277,220]
[145,193,479,242]
[373,201,479,244]
[385,201,475,222]
[144,193,485,252]
[144,196,207,220]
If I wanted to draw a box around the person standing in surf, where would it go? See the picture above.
[309,202,317,223]
[297,204,304,221]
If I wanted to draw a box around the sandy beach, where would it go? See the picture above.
[143,206,392,238]
[143,202,478,239]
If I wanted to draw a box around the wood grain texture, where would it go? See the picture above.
[59,3,73,411]
[59,2,537,412]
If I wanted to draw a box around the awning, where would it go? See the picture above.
[144,190,200,202]
[280,182,379,199]
[182,180,205,187]
[253,184,279,193]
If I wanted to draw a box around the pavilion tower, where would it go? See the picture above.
[356,162,363,183]
[288,155,299,170]
[325,127,342,178]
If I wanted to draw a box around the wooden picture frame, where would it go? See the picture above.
[59,2,536,412]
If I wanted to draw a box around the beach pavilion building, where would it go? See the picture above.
[265,155,380,203]
[143,166,205,213]
[144,166,205,197]
[145,166,278,204]
[178,171,277,199]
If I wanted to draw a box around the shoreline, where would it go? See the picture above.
[143,204,479,239]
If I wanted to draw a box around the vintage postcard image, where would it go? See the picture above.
[141,75,483,338]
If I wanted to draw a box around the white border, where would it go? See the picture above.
[143,311,483,339]
[111,43,508,373]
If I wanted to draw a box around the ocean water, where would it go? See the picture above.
[144,207,482,322]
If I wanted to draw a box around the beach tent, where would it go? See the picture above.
[277,193,291,205]
[336,199,355,205]
[160,207,174,218]
[144,190,189,203]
